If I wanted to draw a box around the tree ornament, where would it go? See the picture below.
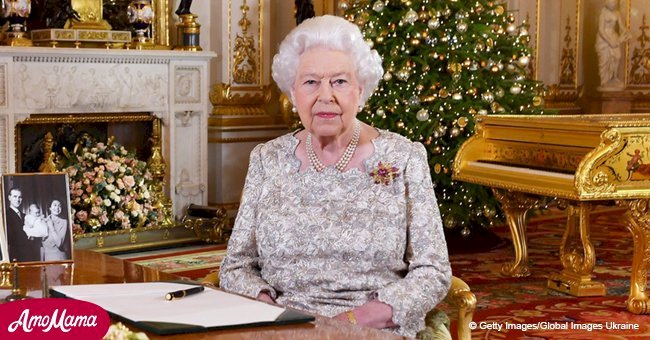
[434,163,442,174]
[457,20,468,33]
[444,214,457,228]
[478,109,488,115]
[452,92,463,100]
[383,72,393,81]
[532,96,543,106]
[396,68,410,81]
[510,84,522,94]
[460,227,470,237]
[482,91,495,103]
[372,0,385,12]
[517,55,530,67]
[506,23,517,35]
[338,0,350,11]
[376,108,386,117]
[416,108,429,121]
[495,87,505,98]
[404,9,418,24]
[450,127,461,137]
[428,18,440,29]
[457,117,469,127]
[408,95,420,106]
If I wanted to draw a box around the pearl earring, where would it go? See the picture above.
[291,106,297,113]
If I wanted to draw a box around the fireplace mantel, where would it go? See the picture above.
[0,46,216,216]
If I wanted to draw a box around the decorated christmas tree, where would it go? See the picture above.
[342,0,546,235]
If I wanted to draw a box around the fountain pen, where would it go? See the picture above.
[165,286,205,301]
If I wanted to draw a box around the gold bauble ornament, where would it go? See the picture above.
[428,18,441,29]
[338,0,350,11]
[532,96,543,106]
[457,117,469,127]
[383,72,392,81]
[434,163,442,174]
[510,84,522,95]
[376,108,386,117]
[450,127,461,137]
[447,62,462,74]
[404,9,418,24]
[494,5,505,15]
[439,88,449,98]
[416,109,429,121]
[518,55,530,67]
[468,108,477,115]
[372,0,385,12]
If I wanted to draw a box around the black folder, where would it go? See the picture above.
[50,282,315,335]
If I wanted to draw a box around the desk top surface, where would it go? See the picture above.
[9,250,403,340]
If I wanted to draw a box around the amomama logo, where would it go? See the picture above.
[0,298,110,339]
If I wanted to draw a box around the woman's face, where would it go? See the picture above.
[292,47,362,138]
[50,200,62,216]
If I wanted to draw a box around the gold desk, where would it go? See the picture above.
[6,250,402,339]
[453,113,650,314]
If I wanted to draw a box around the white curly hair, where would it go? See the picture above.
[271,15,384,107]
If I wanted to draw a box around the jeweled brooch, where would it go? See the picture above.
[369,161,400,185]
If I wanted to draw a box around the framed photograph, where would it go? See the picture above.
[1,173,73,264]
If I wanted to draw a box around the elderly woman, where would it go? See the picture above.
[219,15,451,337]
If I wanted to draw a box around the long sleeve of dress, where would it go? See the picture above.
[219,144,278,299]
[374,142,452,332]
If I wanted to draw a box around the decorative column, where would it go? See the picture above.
[208,0,288,215]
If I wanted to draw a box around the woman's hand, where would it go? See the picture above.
[334,300,397,329]
[256,291,275,304]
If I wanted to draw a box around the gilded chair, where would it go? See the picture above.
[201,273,476,340]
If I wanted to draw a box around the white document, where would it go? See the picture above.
[51,282,287,328]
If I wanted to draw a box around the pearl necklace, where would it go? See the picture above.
[306,122,361,172]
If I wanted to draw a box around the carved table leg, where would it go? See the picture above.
[618,199,650,314]
[547,202,606,296]
[492,189,541,277]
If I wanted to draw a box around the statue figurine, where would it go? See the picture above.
[295,0,315,25]
[175,0,193,16]
[596,0,630,91]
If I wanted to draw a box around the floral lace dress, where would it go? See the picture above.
[219,129,451,337]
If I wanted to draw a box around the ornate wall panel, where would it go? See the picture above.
[0,64,6,108]
[628,0,650,89]
[174,66,202,104]
[12,56,168,113]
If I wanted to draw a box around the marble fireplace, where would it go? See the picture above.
[0,46,215,218]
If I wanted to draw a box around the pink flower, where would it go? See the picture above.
[106,161,120,172]
[123,176,136,188]
[91,206,102,216]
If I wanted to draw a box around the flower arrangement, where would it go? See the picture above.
[57,134,162,235]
